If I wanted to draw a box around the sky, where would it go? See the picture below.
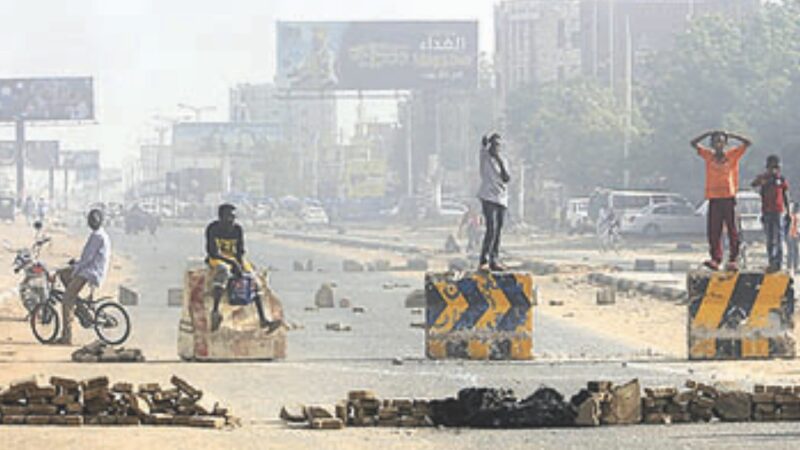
[0,0,495,168]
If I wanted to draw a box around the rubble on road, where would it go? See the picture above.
[280,380,800,431]
[404,289,426,308]
[314,283,335,308]
[342,260,365,272]
[71,341,145,363]
[0,374,237,429]
[325,322,352,332]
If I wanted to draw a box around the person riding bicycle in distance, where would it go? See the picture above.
[205,203,281,332]
[56,208,111,345]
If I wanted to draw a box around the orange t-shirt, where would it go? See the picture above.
[697,145,746,199]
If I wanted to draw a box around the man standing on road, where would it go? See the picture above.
[477,133,511,272]
[205,203,281,332]
[691,130,751,271]
[751,155,791,272]
[55,209,111,345]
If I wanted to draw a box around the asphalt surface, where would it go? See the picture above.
[9,224,795,449]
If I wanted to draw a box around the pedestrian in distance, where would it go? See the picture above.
[691,130,751,271]
[751,155,791,273]
[477,132,511,272]
[786,202,800,276]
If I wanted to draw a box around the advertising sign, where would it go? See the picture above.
[172,122,282,156]
[61,150,100,170]
[0,77,94,121]
[0,141,60,169]
[345,159,386,199]
[277,21,478,90]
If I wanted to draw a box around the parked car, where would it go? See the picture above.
[301,205,330,225]
[589,189,692,225]
[622,202,705,236]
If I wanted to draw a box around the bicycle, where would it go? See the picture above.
[30,274,131,346]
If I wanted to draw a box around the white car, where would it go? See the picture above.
[301,206,330,225]
[622,203,705,236]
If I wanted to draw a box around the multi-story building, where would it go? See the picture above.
[495,0,583,97]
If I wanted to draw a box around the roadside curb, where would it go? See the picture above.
[587,273,687,303]
[273,231,423,254]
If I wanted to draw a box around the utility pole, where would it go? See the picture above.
[15,119,25,204]
[623,14,633,189]
[404,96,414,197]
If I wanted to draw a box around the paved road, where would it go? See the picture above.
[8,224,793,449]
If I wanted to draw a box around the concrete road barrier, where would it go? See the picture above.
[177,266,286,361]
[687,270,795,360]
[668,260,692,273]
[167,288,183,307]
[634,259,657,272]
[425,271,535,360]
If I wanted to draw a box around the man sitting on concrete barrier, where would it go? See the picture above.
[692,130,751,271]
[205,203,280,332]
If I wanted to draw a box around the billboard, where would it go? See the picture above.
[0,141,60,169]
[345,159,387,199]
[277,21,478,90]
[61,150,100,170]
[0,77,94,121]
[172,122,282,156]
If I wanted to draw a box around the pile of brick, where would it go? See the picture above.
[71,341,145,363]
[641,380,719,424]
[0,375,236,428]
[752,384,800,421]
[280,390,432,430]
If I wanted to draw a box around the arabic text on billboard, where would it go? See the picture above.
[172,123,282,156]
[0,141,60,169]
[0,77,94,121]
[277,21,478,90]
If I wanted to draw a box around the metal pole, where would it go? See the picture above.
[15,120,25,204]
[63,168,69,211]
[623,14,632,188]
[608,0,615,90]
[48,167,55,202]
[405,96,414,197]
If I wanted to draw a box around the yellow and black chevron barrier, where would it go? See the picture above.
[425,272,535,360]
[687,270,795,360]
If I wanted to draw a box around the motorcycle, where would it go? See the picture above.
[10,222,52,316]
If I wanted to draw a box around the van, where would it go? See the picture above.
[566,197,590,233]
[588,189,691,223]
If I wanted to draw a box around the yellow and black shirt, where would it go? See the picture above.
[205,220,244,267]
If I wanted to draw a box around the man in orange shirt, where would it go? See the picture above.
[691,130,751,271]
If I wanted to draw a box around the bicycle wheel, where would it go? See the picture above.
[30,302,60,344]
[94,302,131,346]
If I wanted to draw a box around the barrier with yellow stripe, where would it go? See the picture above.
[425,272,535,360]
[687,270,795,360]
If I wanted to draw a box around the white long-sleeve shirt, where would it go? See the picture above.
[72,228,111,287]
[477,144,510,207]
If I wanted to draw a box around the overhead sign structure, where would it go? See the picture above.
[172,122,282,156]
[0,141,60,169]
[61,150,100,169]
[277,21,478,90]
[344,159,387,199]
[0,77,94,122]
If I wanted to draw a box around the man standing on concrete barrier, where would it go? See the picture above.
[205,203,281,332]
[56,208,111,345]
[477,132,511,272]
[692,130,751,271]
[751,155,791,273]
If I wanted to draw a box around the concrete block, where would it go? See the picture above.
[119,285,139,306]
[668,260,692,273]
[315,284,335,308]
[189,416,225,429]
[167,288,183,307]
[404,289,426,308]
[714,392,752,422]
[406,258,429,271]
[596,287,616,306]
[342,260,365,272]
[634,259,657,272]
[426,272,535,361]
[178,267,287,361]
[311,418,344,430]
